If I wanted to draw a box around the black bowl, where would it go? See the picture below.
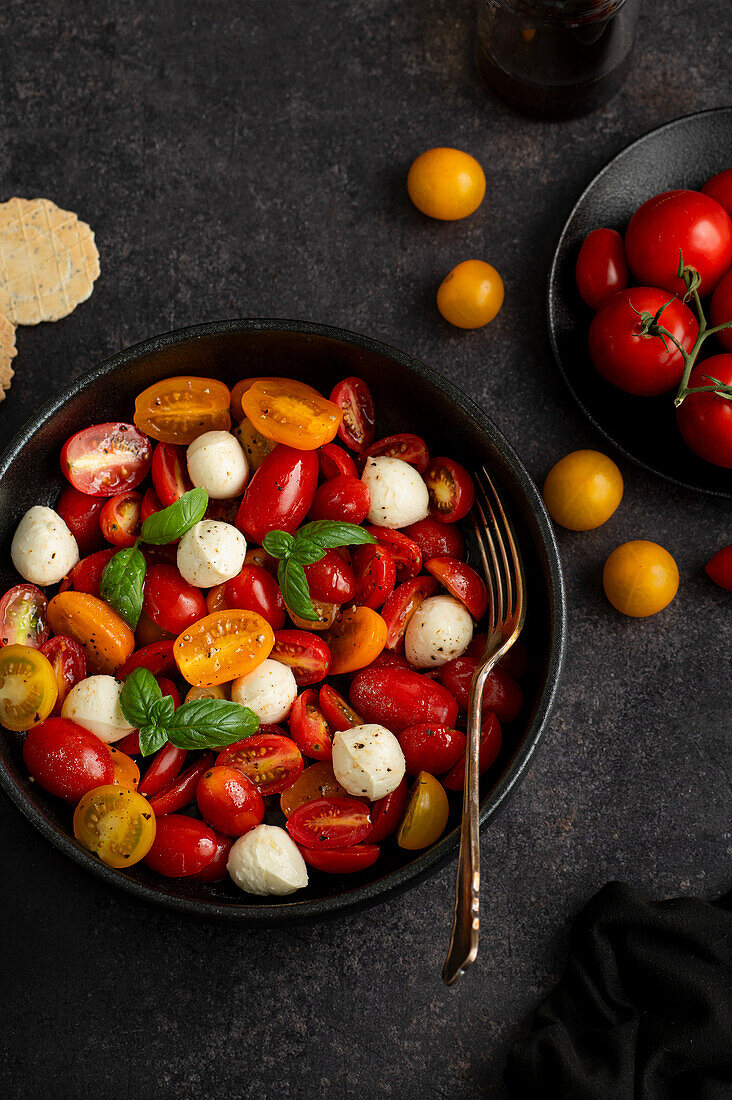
[548,106,732,498]
[0,320,565,922]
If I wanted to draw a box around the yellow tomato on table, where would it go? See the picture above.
[543,450,624,531]
[407,148,486,221]
[241,378,342,450]
[437,260,504,329]
[0,644,57,732]
[603,541,679,617]
[74,785,156,868]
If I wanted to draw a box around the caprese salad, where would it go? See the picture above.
[0,373,526,896]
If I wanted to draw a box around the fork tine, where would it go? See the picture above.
[476,469,511,620]
[473,498,500,631]
[480,466,526,627]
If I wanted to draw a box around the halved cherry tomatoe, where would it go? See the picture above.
[424,457,475,523]
[367,776,408,843]
[173,609,274,687]
[326,605,387,675]
[366,526,422,581]
[397,772,450,850]
[318,683,362,732]
[47,591,135,675]
[0,583,49,649]
[308,474,371,525]
[41,634,87,713]
[23,718,114,802]
[270,629,331,686]
[234,418,276,472]
[380,576,439,651]
[361,432,430,473]
[0,644,57,731]
[330,377,376,452]
[196,765,265,836]
[108,746,141,789]
[442,713,503,790]
[143,564,207,635]
[236,445,319,543]
[297,844,381,873]
[280,761,352,817]
[318,441,358,480]
[140,487,163,522]
[289,688,333,759]
[403,516,466,560]
[147,753,215,816]
[151,442,193,506]
[216,732,304,796]
[74,785,157,869]
[186,831,234,882]
[352,544,397,610]
[134,376,231,444]
[287,598,338,633]
[425,556,487,621]
[99,490,143,548]
[61,422,152,496]
[138,743,188,798]
[59,549,115,597]
[286,796,372,848]
[56,485,105,555]
[241,377,343,450]
[116,639,176,680]
[303,549,356,605]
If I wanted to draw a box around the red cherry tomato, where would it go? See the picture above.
[216,731,304,795]
[151,442,193,506]
[367,776,409,843]
[403,517,465,560]
[61,422,152,497]
[303,549,357,605]
[318,683,363,732]
[349,666,458,732]
[99,490,143,548]
[0,584,49,649]
[398,723,466,775]
[289,688,333,760]
[625,189,732,296]
[56,485,104,555]
[155,677,181,707]
[22,718,114,802]
[185,831,233,881]
[589,288,699,396]
[142,564,207,635]
[362,433,430,473]
[425,557,487,620]
[219,564,286,630]
[298,843,380,873]
[140,487,163,522]
[309,474,371,525]
[702,168,732,218]
[41,635,87,714]
[705,544,732,590]
[286,796,372,848]
[424,457,475,523]
[138,743,188,797]
[365,526,422,581]
[676,354,732,468]
[575,228,629,310]
[352,543,397,609]
[318,442,358,480]
[196,765,265,836]
[236,445,319,543]
[330,377,376,452]
[58,549,115,597]
[439,657,523,722]
[710,269,732,353]
[144,814,217,877]
[116,640,177,680]
[270,629,331,686]
[147,753,215,815]
[442,713,503,790]
[380,576,439,650]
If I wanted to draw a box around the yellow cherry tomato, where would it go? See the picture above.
[603,541,679,617]
[0,644,57,732]
[437,260,504,329]
[241,378,342,451]
[543,450,624,531]
[174,609,274,686]
[108,746,141,789]
[233,418,276,471]
[397,771,450,850]
[184,683,230,703]
[407,148,486,221]
[73,785,156,868]
[288,599,338,633]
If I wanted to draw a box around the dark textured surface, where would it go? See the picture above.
[0,2,729,1097]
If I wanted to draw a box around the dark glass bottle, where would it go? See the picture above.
[476,0,641,119]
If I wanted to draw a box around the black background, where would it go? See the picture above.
[0,2,729,1097]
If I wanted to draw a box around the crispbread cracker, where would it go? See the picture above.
[0,314,17,400]
[0,197,100,325]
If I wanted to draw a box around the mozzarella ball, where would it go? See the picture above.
[11,506,79,586]
[177,520,246,588]
[227,824,308,895]
[405,594,473,669]
[332,724,405,800]
[186,430,249,500]
[361,457,429,529]
[230,659,297,724]
[61,675,135,744]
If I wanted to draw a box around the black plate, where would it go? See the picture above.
[0,320,565,922]
[548,107,732,498]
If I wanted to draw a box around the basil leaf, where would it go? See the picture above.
[297,520,377,549]
[150,696,176,728]
[278,558,319,621]
[289,536,326,566]
[165,699,260,750]
[119,667,162,729]
[140,487,208,545]
[262,530,296,560]
[100,546,146,629]
[138,725,169,757]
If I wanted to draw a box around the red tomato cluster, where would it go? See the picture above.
[577,173,732,469]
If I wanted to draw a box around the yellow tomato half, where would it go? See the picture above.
[134,376,231,444]
[241,378,342,450]
[437,260,504,329]
[74,785,156,868]
[543,450,624,531]
[397,771,450,850]
[0,644,57,732]
[407,148,486,221]
[174,609,274,686]
[603,540,679,617]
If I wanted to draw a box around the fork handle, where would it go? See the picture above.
[442,655,499,986]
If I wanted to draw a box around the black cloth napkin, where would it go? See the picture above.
[505,882,732,1100]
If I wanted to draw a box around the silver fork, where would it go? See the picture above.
[442,466,526,986]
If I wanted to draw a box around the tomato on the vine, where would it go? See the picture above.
[702,169,732,217]
[576,228,629,310]
[676,354,732,468]
[710,269,732,354]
